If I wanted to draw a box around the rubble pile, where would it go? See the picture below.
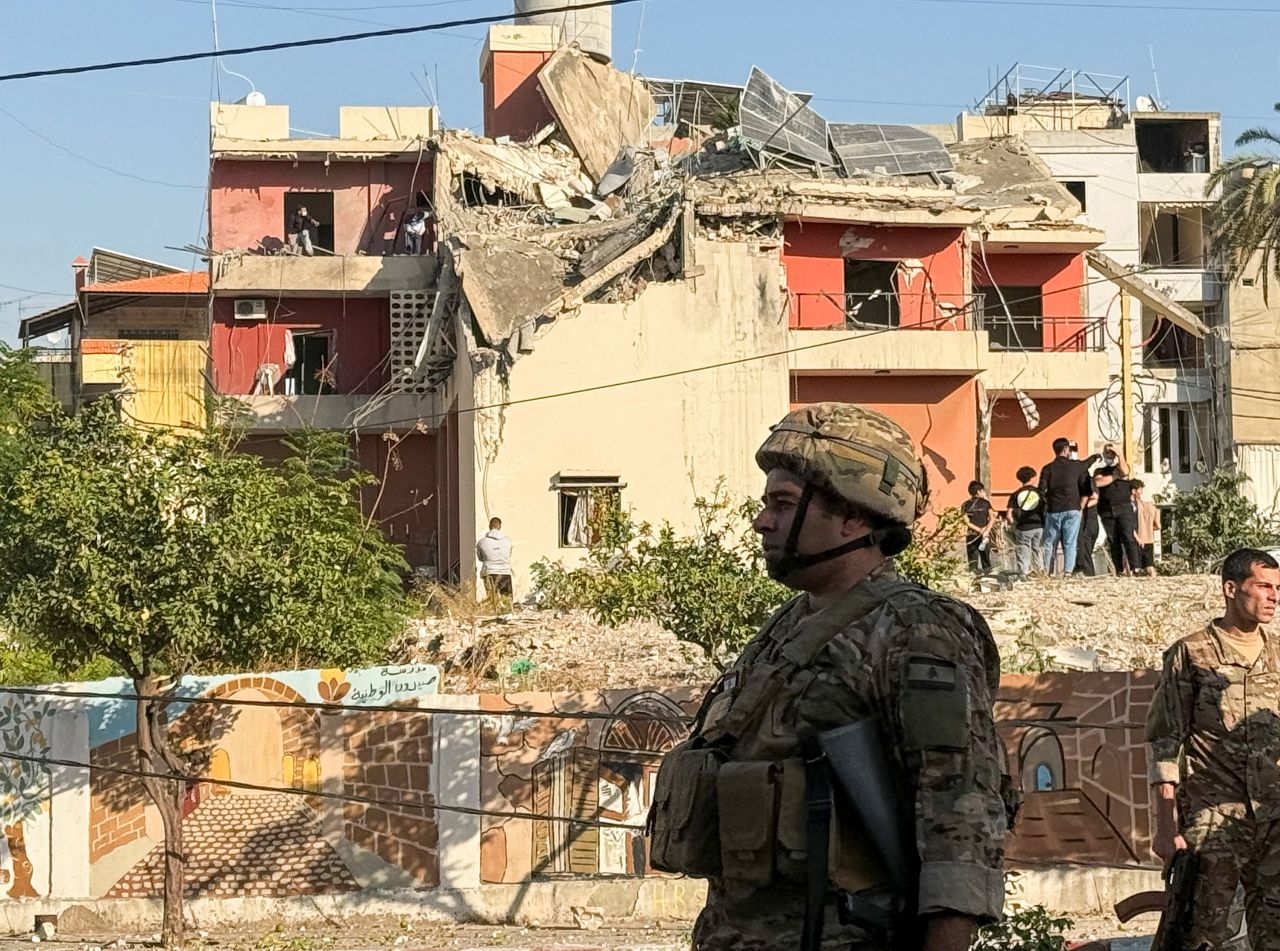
[967,574,1222,672]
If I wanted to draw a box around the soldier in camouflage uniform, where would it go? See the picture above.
[1147,547,1280,950]
[647,403,1007,951]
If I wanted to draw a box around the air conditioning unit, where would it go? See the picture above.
[234,298,268,321]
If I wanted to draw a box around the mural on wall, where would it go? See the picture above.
[0,697,55,899]
[478,689,701,883]
[83,663,441,899]
[478,674,1165,883]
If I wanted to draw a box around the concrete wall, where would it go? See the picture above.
[458,241,789,594]
[211,160,429,256]
[210,297,390,395]
[989,397,1090,503]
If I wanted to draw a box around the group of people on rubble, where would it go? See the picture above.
[961,436,1163,579]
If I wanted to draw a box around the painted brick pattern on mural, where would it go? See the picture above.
[89,734,148,864]
[343,709,438,885]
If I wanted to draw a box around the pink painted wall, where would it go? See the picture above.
[210,159,431,255]
[989,397,1090,508]
[483,50,556,140]
[783,222,968,330]
[210,297,389,395]
[972,252,1088,351]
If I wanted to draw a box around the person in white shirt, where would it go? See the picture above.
[476,517,514,605]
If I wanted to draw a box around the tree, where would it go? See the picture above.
[1161,468,1277,573]
[1208,107,1280,297]
[0,349,409,944]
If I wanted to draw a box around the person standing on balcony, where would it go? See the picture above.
[1006,467,1044,579]
[1038,437,1093,576]
[287,206,319,256]
[404,208,429,255]
[961,481,993,575]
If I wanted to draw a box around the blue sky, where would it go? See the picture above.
[3,0,1280,341]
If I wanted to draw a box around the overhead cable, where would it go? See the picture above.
[0,0,650,83]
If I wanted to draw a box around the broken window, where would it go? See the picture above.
[1061,180,1087,212]
[283,192,335,255]
[843,260,899,328]
[1140,205,1209,268]
[461,173,523,208]
[283,331,333,396]
[1143,408,1154,472]
[976,285,1043,350]
[554,474,623,548]
[1136,118,1211,173]
[1142,315,1206,369]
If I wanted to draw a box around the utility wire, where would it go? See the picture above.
[0,0,650,83]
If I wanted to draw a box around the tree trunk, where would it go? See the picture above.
[135,675,185,947]
[3,824,36,898]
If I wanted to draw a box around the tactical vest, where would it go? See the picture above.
[648,573,989,893]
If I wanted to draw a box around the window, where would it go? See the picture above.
[554,474,623,548]
[1143,317,1206,369]
[119,328,180,340]
[843,260,899,328]
[1143,408,1154,473]
[283,332,333,396]
[1136,118,1211,173]
[975,285,1043,350]
[1140,205,1209,268]
[283,192,335,255]
[1159,407,1172,468]
[1177,409,1192,473]
[1061,180,1087,212]
[1019,730,1065,794]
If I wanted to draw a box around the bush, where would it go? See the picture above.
[1160,468,1278,573]
[531,485,968,666]
[972,905,1072,951]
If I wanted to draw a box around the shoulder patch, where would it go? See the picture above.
[906,655,957,691]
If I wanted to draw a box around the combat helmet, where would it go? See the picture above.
[756,402,928,568]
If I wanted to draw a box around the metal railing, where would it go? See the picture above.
[790,291,1106,353]
[973,64,1130,124]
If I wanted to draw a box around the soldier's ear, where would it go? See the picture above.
[1224,579,1238,601]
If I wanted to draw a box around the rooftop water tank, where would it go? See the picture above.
[514,0,612,64]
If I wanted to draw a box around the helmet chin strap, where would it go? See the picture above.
[773,483,887,579]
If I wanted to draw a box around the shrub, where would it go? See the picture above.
[972,905,1072,951]
[1159,468,1278,573]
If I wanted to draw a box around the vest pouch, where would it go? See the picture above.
[648,741,723,877]
[775,757,808,885]
[829,791,889,894]
[717,761,778,886]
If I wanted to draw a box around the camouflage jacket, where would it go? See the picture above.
[695,565,1006,937]
[1147,622,1280,823]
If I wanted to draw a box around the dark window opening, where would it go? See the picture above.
[461,173,523,208]
[415,190,431,209]
[555,475,622,549]
[1136,118,1210,173]
[118,328,180,340]
[976,284,1043,350]
[284,332,333,396]
[1143,408,1154,473]
[843,260,899,328]
[1143,317,1206,369]
[1159,407,1172,469]
[1062,180,1087,212]
[1141,206,1209,268]
[1177,409,1192,473]
[283,192,335,255]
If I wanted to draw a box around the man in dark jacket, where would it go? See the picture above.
[1039,437,1093,576]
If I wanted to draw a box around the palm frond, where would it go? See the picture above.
[1235,126,1280,149]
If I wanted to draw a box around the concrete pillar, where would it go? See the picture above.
[49,709,90,899]
[427,695,482,891]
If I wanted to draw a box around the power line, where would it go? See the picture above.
[0,0,651,83]
[0,105,205,190]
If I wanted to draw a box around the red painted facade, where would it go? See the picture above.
[989,397,1090,504]
[482,49,556,140]
[973,252,1089,351]
[791,374,979,511]
[209,298,390,395]
[210,159,430,256]
[784,222,969,330]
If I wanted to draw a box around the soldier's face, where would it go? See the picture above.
[753,469,866,585]
[1228,566,1280,625]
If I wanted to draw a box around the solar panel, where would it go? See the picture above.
[739,67,834,167]
[829,123,953,178]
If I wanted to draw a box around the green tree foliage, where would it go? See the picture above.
[1209,109,1280,298]
[972,905,1072,951]
[0,348,408,943]
[1161,468,1277,573]
[532,484,967,666]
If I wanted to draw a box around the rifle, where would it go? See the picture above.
[1114,850,1197,951]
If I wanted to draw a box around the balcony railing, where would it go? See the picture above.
[789,291,984,333]
[790,291,1106,352]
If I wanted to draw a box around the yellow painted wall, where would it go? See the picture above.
[120,341,208,431]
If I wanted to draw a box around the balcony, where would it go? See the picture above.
[233,393,434,431]
[1137,173,1213,204]
[1140,267,1221,303]
[212,253,437,297]
[972,314,1106,353]
[790,291,983,333]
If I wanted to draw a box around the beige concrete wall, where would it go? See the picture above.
[213,255,436,296]
[1226,267,1280,446]
[211,103,289,141]
[338,107,437,141]
[786,328,986,375]
[459,242,789,593]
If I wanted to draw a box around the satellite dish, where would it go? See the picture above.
[1135,95,1156,113]
[244,90,267,107]
[44,332,63,345]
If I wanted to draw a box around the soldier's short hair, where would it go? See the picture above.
[1222,548,1280,585]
